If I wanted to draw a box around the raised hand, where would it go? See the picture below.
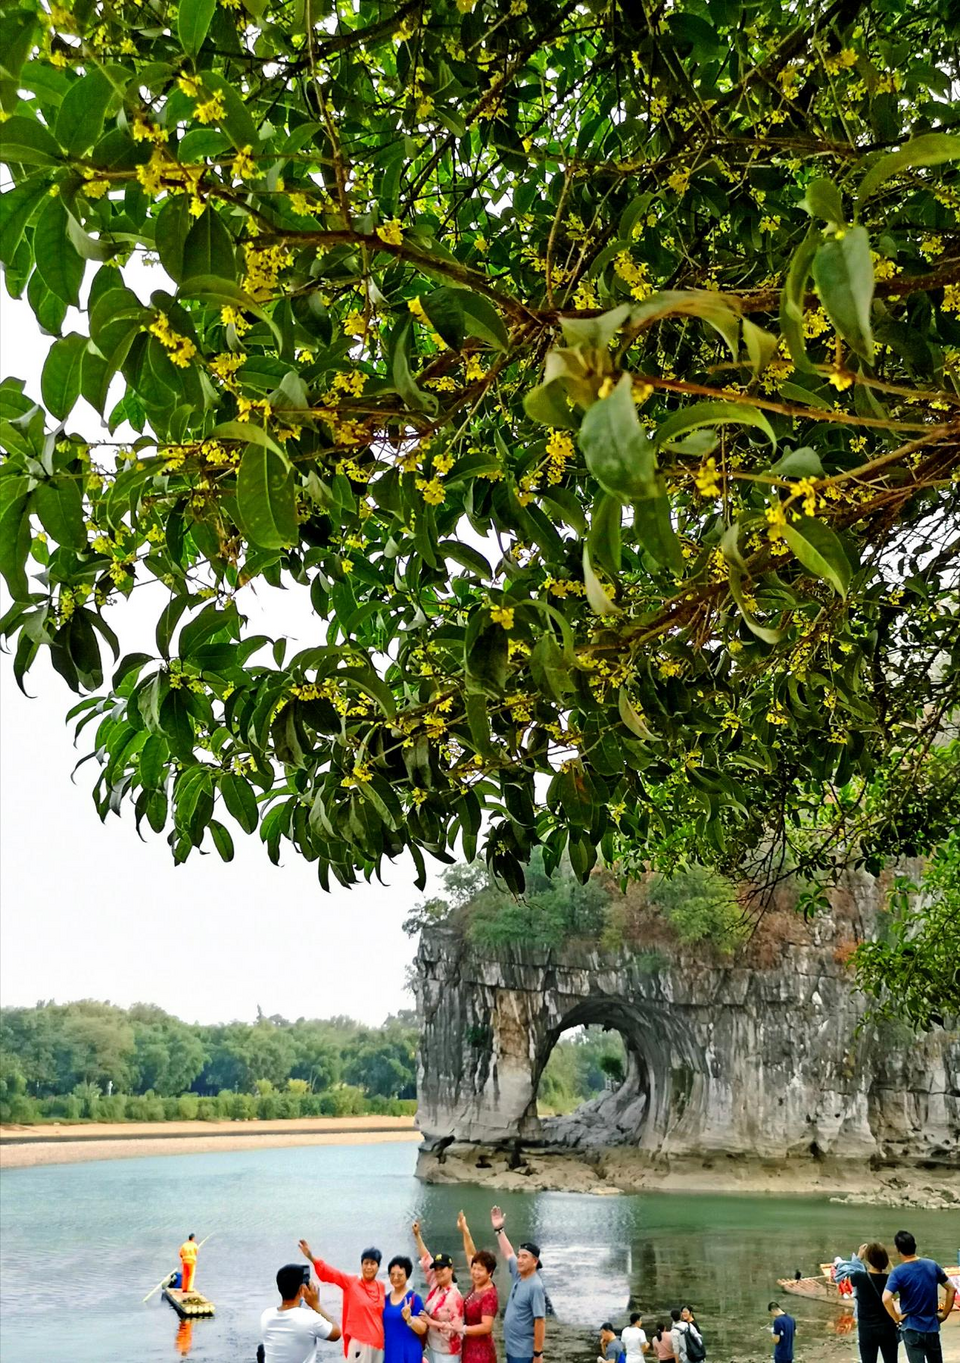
[490,1206,505,1231]
[457,1211,468,1233]
[299,1239,314,1263]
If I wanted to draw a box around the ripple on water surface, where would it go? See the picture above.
[1,1142,955,1363]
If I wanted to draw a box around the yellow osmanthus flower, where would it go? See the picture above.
[942,284,960,314]
[489,604,515,630]
[148,312,196,367]
[194,92,226,124]
[765,501,788,540]
[828,369,853,391]
[759,214,781,233]
[343,309,369,336]
[377,218,403,246]
[790,477,818,517]
[178,74,201,97]
[464,354,485,382]
[573,279,598,309]
[231,145,258,179]
[667,167,690,196]
[341,761,374,789]
[210,351,245,381]
[694,457,721,498]
[415,477,446,505]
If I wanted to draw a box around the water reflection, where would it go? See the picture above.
[175,1320,194,1356]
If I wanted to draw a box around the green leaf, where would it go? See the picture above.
[236,444,298,550]
[154,195,193,283]
[441,539,491,577]
[34,196,84,307]
[582,544,620,615]
[40,332,86,420]
[523,378,578,429]
[587,490,622,575]
[55,68,119,157]
[633,488,685,575]
[209,818,235,861]
[389,313,437,415]
[420,286,465,349]
[779,228,819,373]
[0,489,31,599]
[197,70,259,151]
[465,620,509,696]
[782,514,855,597]
[802,176,844,225]
[0,176,51,266]
[578,372,657,500]
[811,226,874,362]
[529,632,569,702]
[742,318,778,379]
[219,771,259,832]
[178,275,281,344]
[178,0,217,56]
[160,688,195,759]
[32,476,86,549]
[857,132,960,203]
[0,115,62,166]
[209,420,286,456]
[181,208,236,282]
[618,687,654,739]
[654,400,776,450]
[559,303,631,349]
[727,565,783,644]
[138,732,168,788]
[459,291,509,351]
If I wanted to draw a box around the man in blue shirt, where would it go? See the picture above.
[490,1207,546,1363]
[768,1303,795,1363]
[883,1230,956,1363]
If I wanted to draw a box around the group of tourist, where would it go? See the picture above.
[765,1230,956,1363]
[596,1307,705,1363]
[833,1231,956,1363]
[255,1217,955,1363]
[259,1206,544,1363]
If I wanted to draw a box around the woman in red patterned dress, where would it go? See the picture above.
[452,1211,499,1363]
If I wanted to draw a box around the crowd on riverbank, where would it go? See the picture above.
[248,1215,957,1363]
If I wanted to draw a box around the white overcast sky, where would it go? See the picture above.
[0,266,442,1028]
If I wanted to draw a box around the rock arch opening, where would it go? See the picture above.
[530,997,686,1150]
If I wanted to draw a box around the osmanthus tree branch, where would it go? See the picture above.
[3,0,960,967]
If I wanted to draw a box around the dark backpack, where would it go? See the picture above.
[686,1328,706,1363]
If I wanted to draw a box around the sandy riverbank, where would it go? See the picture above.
[0,1116,421,1169]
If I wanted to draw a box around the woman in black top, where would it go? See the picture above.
[842,1242,899,1363]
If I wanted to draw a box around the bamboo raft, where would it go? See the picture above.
[161,1286,216,1318]
[778,1265,960,1308]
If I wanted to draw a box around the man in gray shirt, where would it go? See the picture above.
[490,1206,546,1363]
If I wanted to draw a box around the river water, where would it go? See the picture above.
[0,1141,955,1362]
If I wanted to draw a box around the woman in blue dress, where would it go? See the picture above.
[384,1255,427,1363]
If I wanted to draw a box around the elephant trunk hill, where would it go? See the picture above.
[413,872,959,1204]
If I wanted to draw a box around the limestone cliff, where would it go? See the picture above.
[413,879,959,1183]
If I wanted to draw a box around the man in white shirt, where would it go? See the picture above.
[260,1262,342,1363]
[622,1313,649,1362]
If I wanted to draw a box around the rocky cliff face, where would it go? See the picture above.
[413,883,959,1176]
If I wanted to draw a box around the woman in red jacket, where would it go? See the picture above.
[300,1238,386,1363]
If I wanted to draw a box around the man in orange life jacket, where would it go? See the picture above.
[180,1234,199,1293]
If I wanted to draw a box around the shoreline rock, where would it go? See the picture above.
[417,1142,960,1205]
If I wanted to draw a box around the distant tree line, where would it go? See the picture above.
[0,1001,418,1124]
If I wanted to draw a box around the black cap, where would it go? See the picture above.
[430,1253,455,1271]
[519,1241,542,1265]
[361,1247,382,1265]
[602,1324,615,1333]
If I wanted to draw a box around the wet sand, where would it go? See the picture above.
[0,1116,420,1169]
